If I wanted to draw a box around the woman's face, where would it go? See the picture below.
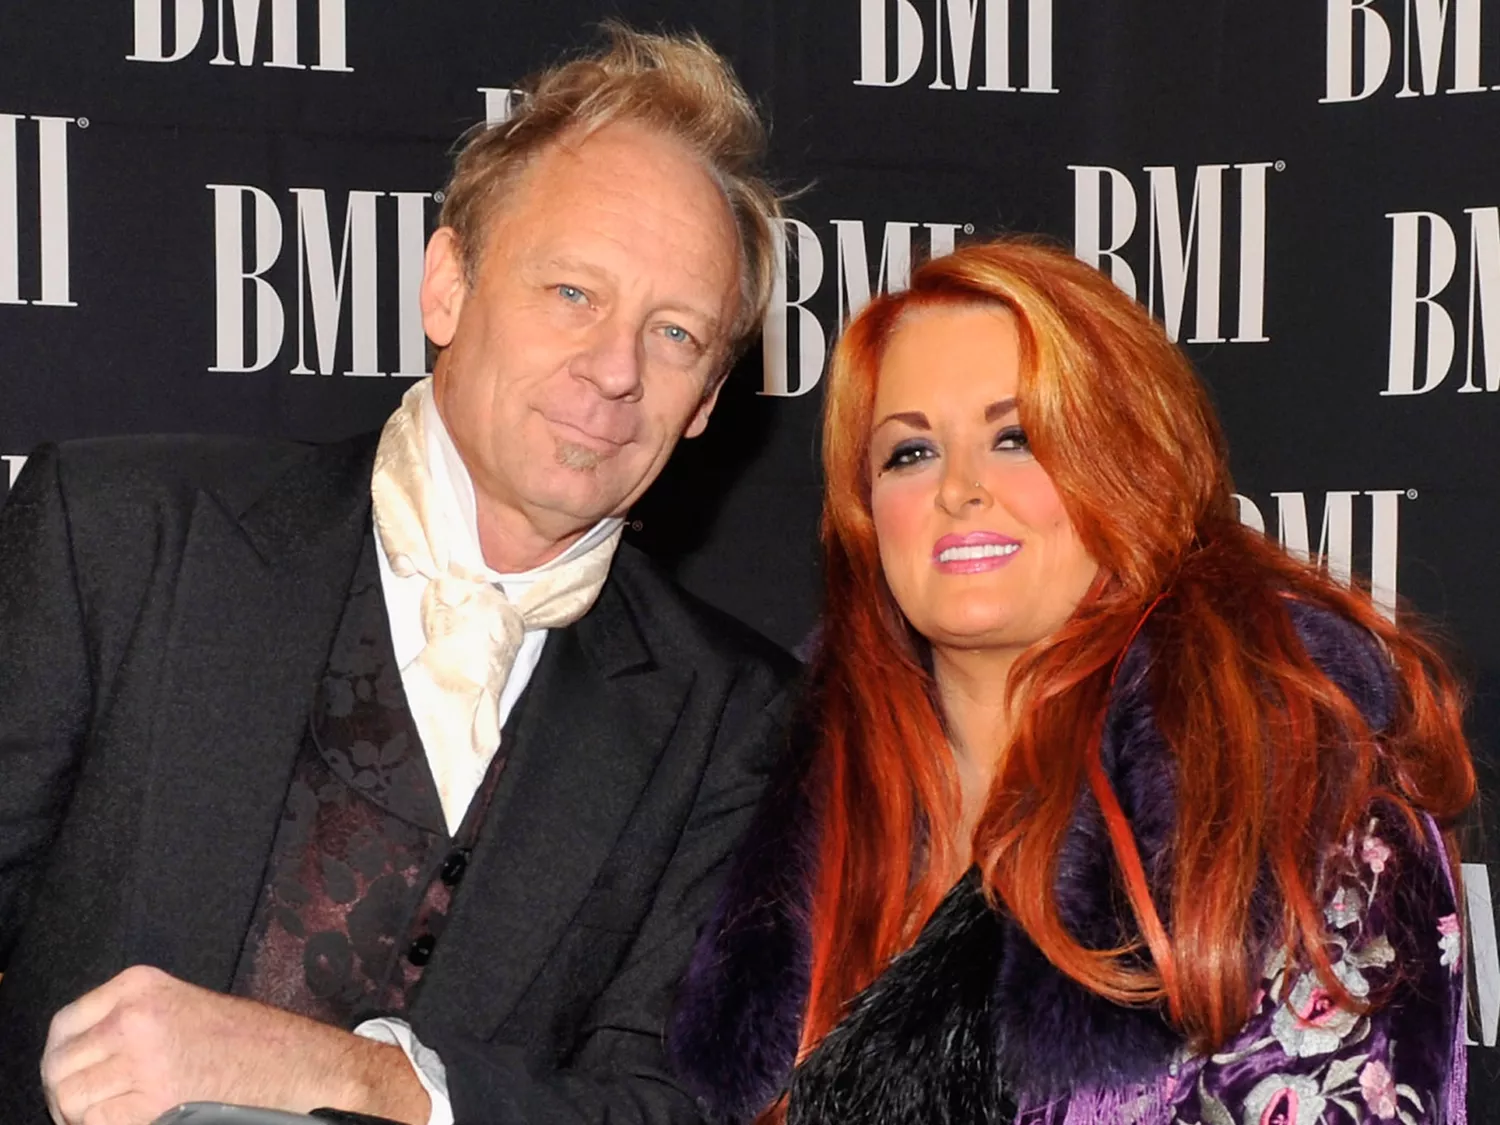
[867,304,1099,661]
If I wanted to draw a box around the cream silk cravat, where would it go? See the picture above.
[370,380,622,821]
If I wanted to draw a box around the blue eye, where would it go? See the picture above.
[881,440,934,472]
[995,425,1030,452]
[556,284,587,304]
[663,325,691,345]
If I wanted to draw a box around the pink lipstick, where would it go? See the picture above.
[932,531,1021,574]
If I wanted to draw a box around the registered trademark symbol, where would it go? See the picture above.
[1274,160,1286,172]
[433,190,446,203]
[1406,488,1418,500]
[76,117,89,129]
[963,223,975,235]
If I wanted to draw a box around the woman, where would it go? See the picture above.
[669,239,1474,1124]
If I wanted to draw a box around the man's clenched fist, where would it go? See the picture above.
[40,965,429,1125]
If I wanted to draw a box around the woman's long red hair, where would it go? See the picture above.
[801,237,1475,1061]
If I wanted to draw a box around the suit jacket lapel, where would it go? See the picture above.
[414,576,694,1037]
[124,435,377,989]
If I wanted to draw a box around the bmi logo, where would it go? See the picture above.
[1234,489,1405,619]
[478,88,520,125]
[1385,205,1500,395]
[856,0,1056,92]
[1464,864,1500,1047]
[2,454,26,490]
[762,218,966,397]
[1323,0,1495,102]
[209,185,433,377]
[129,0,351,71]
[1,114,77,308]
[1071,163,1277,345]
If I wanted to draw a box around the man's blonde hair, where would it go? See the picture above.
[439,23,782,361]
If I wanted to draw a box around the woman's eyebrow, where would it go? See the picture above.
[873,410,930,431]
[984,397,1019,422]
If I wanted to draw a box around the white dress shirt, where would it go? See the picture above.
[358,393,622,1125]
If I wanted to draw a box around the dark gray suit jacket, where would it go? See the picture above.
[0,434,796,1125]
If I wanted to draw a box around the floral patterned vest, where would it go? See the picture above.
[230,537,514,1025]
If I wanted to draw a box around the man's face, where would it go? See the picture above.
[422,121,741,561]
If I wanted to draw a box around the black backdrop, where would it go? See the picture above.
[4,0,1500,1108]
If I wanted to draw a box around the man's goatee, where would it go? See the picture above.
[556,441,603,471]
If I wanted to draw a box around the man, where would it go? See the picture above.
[0,26,795,1125]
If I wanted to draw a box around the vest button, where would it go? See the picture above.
[440,850,470,887]
[407,933,436,966]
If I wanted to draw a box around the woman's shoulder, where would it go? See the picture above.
[1284,597,1397,730]
[1111,594,1398,735]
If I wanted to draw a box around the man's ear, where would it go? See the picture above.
[420,227,468,349]
[683,377,724,439]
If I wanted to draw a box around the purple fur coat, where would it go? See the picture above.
[668,604,1468,1125]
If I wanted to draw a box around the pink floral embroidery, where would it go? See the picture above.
[1326,885,1360,929]
[1299,988,1340,1025]
[1271,959,1369,1056]
[1438,913,1462,973]
[1262,1087,1298,1125]
[1359,1059,1397,1118]
[1244,1074,1326,1125]
[1360,834,1391,875]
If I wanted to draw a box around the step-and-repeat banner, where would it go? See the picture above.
[4,0,1499,1104]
